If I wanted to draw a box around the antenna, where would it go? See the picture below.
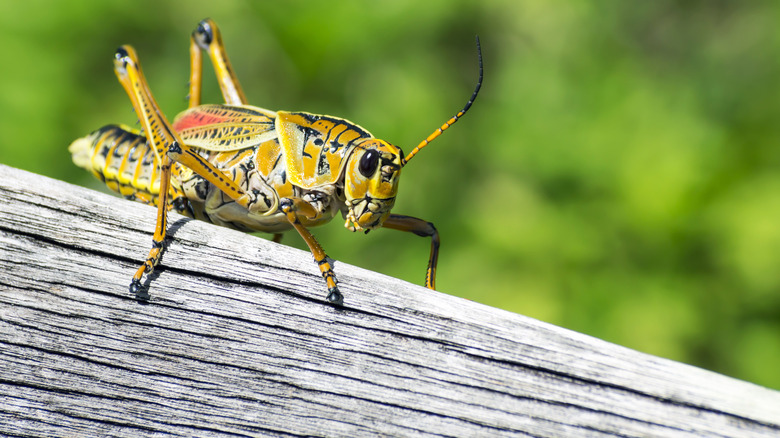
[402,36,483,166]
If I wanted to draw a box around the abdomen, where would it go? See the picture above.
[69,124,163,206]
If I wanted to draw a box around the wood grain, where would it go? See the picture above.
[1,164,778,437]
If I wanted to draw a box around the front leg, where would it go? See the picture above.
[381,214,439,290]
[280,197,343,306]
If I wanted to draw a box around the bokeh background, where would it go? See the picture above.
[1,1,779,390]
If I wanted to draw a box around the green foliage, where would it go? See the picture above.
[1,1,778,389]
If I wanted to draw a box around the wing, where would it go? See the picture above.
[275,111,374,188]
[173,104,279,151]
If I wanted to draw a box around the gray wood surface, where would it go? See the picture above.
[0,163,778,437]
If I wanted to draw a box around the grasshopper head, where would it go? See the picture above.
[343,139,403,232]
[343,37,483,232]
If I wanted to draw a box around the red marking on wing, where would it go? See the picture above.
[173,109,230,132]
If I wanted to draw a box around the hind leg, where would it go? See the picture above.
[114,46,264,298]
[187,18,247,107]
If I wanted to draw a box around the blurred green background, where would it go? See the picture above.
[1,1,779,390]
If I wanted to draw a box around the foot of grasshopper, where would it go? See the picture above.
[130,279,150,301]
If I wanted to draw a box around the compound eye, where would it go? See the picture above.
[358,149,380,178]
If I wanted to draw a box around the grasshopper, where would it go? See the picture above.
[69,19,482,305]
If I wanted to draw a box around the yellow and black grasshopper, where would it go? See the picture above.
[69,19,482,305]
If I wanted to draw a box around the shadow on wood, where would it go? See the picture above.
[1,164,779,437]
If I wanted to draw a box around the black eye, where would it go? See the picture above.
[358,149,380,178]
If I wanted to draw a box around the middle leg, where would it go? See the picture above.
[280,197,343,306]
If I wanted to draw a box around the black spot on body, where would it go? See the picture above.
[317,154,330,176]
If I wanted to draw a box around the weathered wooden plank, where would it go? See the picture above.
[0,163,778,437]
